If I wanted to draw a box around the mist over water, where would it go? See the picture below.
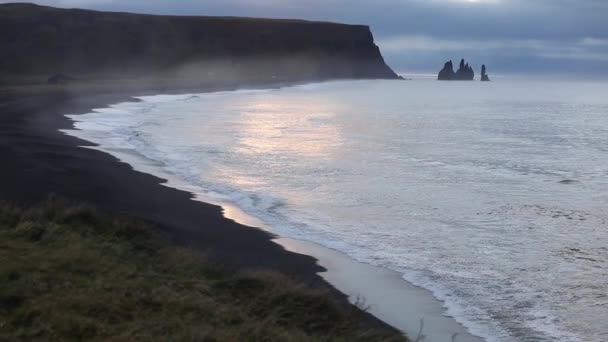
[66,78,608,342]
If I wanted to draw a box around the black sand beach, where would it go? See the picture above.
[0,81,492,341]
[0,83,331,277]
[0,3,413,339]
[0,81,420,341]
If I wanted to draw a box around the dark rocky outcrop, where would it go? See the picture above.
[438,60,456,80]
[481,64,490,82]
[455,59,474,81]
[438,58,475,81]
[0,3,398,84]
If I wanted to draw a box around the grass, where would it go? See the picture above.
[0,200,407,341]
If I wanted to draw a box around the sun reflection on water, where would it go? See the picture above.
[233,97,344,158]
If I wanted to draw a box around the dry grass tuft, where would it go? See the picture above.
[0,200,406,341]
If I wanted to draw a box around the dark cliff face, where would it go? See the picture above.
[0,3,398,84]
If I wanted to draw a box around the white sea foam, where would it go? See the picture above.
[63,79,608,342]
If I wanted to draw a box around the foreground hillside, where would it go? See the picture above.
[0,3,397,85]
[0,200,406,341]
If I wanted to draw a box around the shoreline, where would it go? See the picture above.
[0,81,402,336]
[66,137,483,341]
[0,81,329,273]
[58,83,486,341]
[279,238,485,342]
[1,80,485,341]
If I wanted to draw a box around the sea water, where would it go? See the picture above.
[64,78,608,342]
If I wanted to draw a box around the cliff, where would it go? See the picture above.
[0,3,398,85]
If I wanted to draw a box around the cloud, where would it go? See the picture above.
[581,38,608,47]
[378,36,551,53]
[377,35,608,73]
[378,35,608,61]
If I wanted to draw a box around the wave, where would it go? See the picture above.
[62,80,608,342]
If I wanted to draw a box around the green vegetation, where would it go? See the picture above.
[0,200,406,341]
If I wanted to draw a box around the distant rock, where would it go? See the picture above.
[481,64,490,82]
[438,59,474,81]
[454,59,474,80]
[438,60,456,80]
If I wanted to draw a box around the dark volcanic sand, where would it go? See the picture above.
[0,85,327,279]
[0,83,411,336]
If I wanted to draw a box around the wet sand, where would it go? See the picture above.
[278,238,484,342]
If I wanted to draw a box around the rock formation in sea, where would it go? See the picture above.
[0,3,398,84]
[438,60,456,80]
[481,64,490,82]
[454,59,474,80]
[437,59,478,81]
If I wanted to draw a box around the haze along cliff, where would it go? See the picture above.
[0,3,398,84]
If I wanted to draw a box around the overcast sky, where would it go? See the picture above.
[4,0,608,76]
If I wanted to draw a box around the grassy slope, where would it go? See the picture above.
[0,200,406,341]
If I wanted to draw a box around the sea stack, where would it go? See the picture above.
[481,64,491,81]
[455,59,474,80]
[438,58,474,81]
[438,60,456,80]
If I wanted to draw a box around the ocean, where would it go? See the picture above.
[64,77,608,342]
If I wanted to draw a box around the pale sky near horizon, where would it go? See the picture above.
[3,0,608,76]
